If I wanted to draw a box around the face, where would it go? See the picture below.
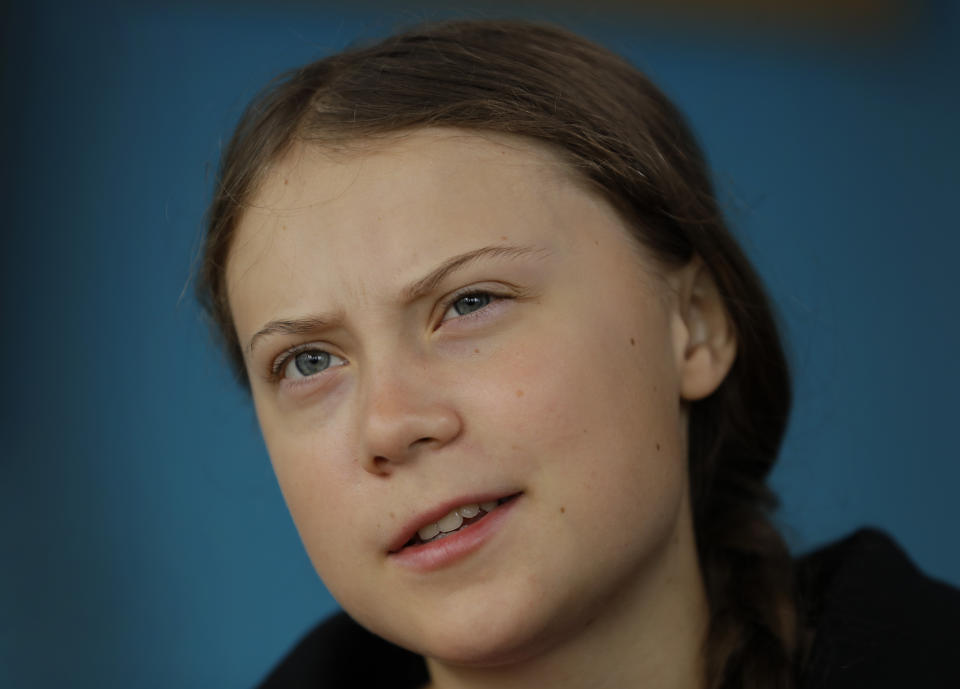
[227,129,708,666]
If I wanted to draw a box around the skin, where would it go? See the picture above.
[226,129,736,689]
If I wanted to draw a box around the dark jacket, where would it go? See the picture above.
[258,530,960,688]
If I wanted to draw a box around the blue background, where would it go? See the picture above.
[2,1,958,686]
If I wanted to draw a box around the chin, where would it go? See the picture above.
[420,615,554,668]
[372,584,581,668]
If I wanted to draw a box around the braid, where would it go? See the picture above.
[688,262,801,688]
[700,495,798,689]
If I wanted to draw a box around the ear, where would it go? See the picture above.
[669,257,737,401]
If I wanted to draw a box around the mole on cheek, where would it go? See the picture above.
[630,337,635,346]
[560,506,566,514]
[656,442,661,451]
[516,389,524,397]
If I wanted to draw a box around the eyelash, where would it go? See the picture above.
[437,287,511,326]
[270,342,339,379]
[268,287,514,381]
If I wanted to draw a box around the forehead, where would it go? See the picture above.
[235,128,585,238]
[225,128,639,337]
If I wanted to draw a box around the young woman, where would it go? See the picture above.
[198,19,959,689]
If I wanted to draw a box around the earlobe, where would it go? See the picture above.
[670,258,737,401]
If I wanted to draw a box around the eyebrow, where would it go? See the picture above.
[247,314,341,355]
[401,244,545,302]
[246,243,546,355]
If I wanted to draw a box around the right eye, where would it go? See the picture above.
[281,348,346,380]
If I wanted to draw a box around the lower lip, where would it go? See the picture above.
[389,496,520,573]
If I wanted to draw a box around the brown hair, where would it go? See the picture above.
[198,19,799,689]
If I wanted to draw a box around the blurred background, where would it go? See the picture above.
[2,0,958,686]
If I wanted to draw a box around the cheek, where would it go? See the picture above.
[255,402,371,582]
[490,299,688,541]
[494,297,682,458]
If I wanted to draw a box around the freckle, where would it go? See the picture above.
[656,442,661,451]
[516,389,524,397]
[389,512,395,519]
[500,235,508,241]
[630,337,635,346]
[582,427,588,434]
[560,506,566,514]
[594,240,599,246]
[283,178,288,185]
[474,348,480,354]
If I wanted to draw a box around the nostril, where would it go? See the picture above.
[362,401,462,472]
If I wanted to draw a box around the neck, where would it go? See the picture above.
[423,503,709,689]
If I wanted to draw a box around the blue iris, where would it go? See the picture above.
[294,350,331,377]
[453,293,492,315]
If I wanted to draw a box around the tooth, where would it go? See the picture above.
[458,503,480,518]
[418,522,440,540]
[480,501,497,512]
[437,510,463,533]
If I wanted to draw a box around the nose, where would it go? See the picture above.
[359,363,462,475]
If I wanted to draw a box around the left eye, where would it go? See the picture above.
[443,292,493,320]
[282,349,346,380]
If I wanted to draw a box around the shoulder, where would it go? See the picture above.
[255,611,427,689]
[798,528,960,689]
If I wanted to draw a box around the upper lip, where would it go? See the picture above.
[386,490,521,554]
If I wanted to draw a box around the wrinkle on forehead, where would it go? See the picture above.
[225,127,663,344]
[230,128,572,264]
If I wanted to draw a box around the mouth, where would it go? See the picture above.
[389,492,522,554]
